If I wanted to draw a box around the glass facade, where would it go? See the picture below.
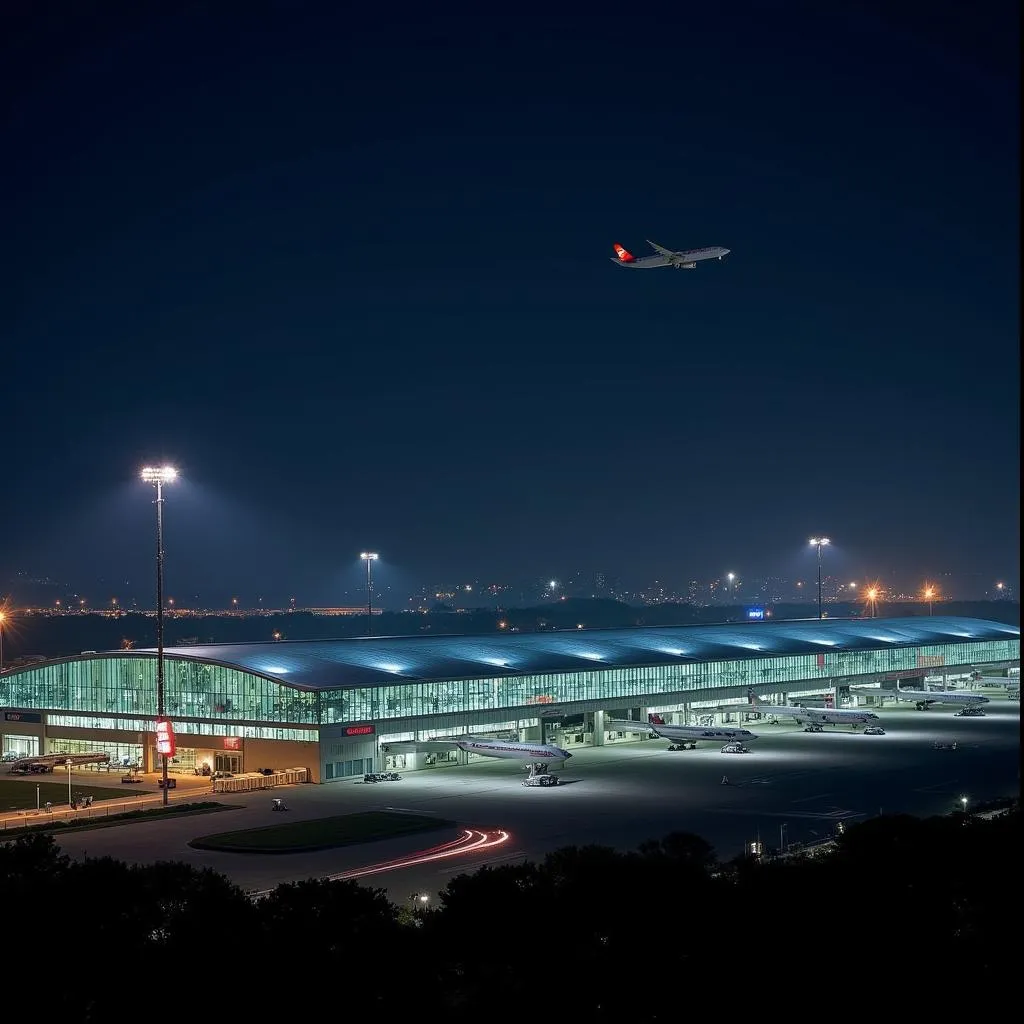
[320,638,1018,723]
[48,737,143,769]
[0,656,318,724]
[46,714,316,742]
[0,637,1017,731]
[325,758,374,780]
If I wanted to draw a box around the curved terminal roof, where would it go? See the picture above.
[132,616,1021,692]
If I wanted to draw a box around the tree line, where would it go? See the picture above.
[3,807,1017,1015]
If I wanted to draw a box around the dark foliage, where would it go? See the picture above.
[2,808,1017,1017]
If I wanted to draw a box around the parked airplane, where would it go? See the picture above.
[6,751,110,774]
[455,737,572,765]
[748,695,880,729]
[611,239,730,269]
[896,687,991,711]
[607,714,757,751]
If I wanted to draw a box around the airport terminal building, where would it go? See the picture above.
[1,616,1018,783]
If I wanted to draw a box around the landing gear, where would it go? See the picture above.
[668,742,697,751]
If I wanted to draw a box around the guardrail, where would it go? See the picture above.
[212,767,308,793]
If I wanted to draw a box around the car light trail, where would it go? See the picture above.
[247,828,511,900]
[330,828,511,881]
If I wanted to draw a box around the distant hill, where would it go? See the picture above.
[0,599,1017,662]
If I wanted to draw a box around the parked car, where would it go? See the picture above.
[863,726,886,736]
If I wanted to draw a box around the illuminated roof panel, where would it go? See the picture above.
[133,616,1018,691]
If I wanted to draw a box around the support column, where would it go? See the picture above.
[592,710,605,746]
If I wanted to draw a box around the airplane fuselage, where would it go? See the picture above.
[897,690,989,708]
[766,705,879,725]
[456,739,572,762]
[652,724,756,742]
[607,719,757,743]
[612,244,730,269]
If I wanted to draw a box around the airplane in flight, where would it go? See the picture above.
[607,714,757,751]
[895,687,991,711]
[747,696,880,730]
[611,239,730,269]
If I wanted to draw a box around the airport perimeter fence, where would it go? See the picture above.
[2,792,157,831]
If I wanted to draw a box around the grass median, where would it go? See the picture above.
[189,810,456,854]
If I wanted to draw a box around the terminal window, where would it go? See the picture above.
[325,758,372,780]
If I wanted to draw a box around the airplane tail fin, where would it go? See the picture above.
[612,243,635,262]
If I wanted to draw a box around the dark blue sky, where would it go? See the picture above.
[2,1,1019,605]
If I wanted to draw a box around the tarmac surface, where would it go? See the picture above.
[22,697,1022,905]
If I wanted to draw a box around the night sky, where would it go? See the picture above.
[2,2,1019,605]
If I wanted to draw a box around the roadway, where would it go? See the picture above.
[29,697,1022,905]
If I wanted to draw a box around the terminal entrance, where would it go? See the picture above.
[215,752,242,775]
[1,734,41,760]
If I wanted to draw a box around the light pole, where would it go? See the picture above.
[923,586,935,616]
[0,608,6,673]
[960,795,968,814]
[141,464,177,806]
[726,572,735,602]
[866,587,879,618]
[360,552,379,636]
[66,758,73,807]
[808,538,830,620]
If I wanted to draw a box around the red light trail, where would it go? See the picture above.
[247,828,511,900]
[329,828,511,881]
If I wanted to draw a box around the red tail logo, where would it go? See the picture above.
[613,243,635,262]
[648,713,666,725]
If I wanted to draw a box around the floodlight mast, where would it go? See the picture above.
[360,552,379,636]
[141,465,177,805]
[809,538,831,620]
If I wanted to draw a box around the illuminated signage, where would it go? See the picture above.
[155,718,176,758]
[343,725,375,737]
[746,607,765,621]
[526,695,555,704]
[223,736,242,750]
[4,711,42,723]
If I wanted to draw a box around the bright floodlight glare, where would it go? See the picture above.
[360,552,379,561]
[809,537,830,546]
[141,465,178,483]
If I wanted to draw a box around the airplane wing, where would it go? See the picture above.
[645,239,677,258]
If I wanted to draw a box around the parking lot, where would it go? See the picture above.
[37,697,1021,902]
